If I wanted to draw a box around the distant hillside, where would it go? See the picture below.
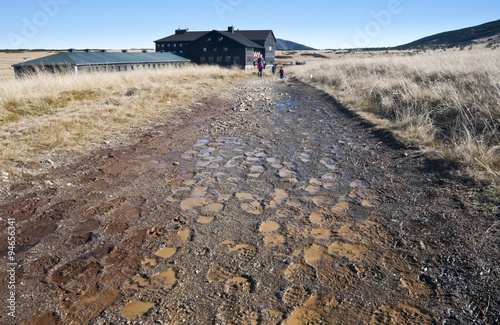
[398,19,500,49]
[276,39,316,51]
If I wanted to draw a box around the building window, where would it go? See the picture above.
[269,46,272,51]
[234,56,240,63]
[208,56,214,62]
[200,56,206,62]
[225,56,231,63]
[203,47,207,52]
[173,43,176,47]
[180,43,183,47]
[216,56,222,63]
[161,44,164,48]
[168,44,171,47]
[218,37,223,41]
[213,47,217,52]
[223,47,228,52]
[207,37,211,41]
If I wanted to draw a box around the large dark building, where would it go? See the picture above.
[155,26,276,68]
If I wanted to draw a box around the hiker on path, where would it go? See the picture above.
[279,67,285,79]
[257,55,264,77]
[272,64,276,75]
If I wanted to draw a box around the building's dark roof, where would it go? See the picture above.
[155,28,274,46]
[216,31,264,48]
[155,31,209,43]
[12,51,190,67]
[234,30,275,42]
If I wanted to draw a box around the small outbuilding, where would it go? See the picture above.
[12,49,190,77]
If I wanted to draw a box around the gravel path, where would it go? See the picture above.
[1,77,498,324]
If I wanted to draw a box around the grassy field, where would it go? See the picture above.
[0,60,253,176]
[286,47,500,190]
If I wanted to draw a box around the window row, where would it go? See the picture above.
[202,47,229,52]
[87,63,171,72]
[200,56,240,63]
[158,43,185,48]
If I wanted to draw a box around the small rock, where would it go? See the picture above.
[173,162,180,166]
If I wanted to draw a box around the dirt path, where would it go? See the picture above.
[1,77,498,324]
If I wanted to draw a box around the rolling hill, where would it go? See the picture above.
[398,18,500,49]
[276,38,316,51]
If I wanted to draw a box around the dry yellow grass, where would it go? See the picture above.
[0,63,253,176]
[291,46,500,185]
[0,51,56,81]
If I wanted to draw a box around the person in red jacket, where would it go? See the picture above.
[279,67,285,79]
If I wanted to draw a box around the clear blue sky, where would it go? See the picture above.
[1,0,499,50]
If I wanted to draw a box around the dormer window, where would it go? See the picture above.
[219,37,223,41]
[207,37,211,41]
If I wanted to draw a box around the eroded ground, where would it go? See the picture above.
[0,77,498,324]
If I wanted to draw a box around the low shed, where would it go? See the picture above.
[12,50,190,77]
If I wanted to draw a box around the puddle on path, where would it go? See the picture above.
[176,228,192,242]
[198,216,215,224]
[202,203,224,214]
[226,276,253,295]
[260,221,281,232]
[304,245,326,265]
[236,192,255,201]
[331,202,350,214]
[269,189,288,208]
[153,268,177,289]
[241,201,263,215]
[310,227,331,239]
[180,197,207,210]
[141,258,157,267]
[122,300,156,319]
[328,241,370,261]
[264,234,286,246]
[155,247,177,259]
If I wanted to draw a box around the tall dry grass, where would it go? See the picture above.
[293,48,500,185]
[0,64,251,175]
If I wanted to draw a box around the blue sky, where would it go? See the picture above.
[1,0,499,50]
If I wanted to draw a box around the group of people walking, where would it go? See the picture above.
[256,55,285,79]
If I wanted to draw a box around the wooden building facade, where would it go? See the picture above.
[155,27,276,69]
